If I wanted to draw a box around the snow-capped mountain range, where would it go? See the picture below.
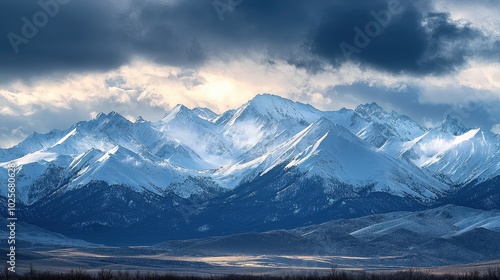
[0,94,498,244]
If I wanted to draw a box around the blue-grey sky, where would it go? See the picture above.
[1,0,499,147]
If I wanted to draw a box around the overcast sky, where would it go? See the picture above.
[1,0,499,147]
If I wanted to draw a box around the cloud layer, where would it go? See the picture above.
[2,0,498,79]
[0,0,499,147]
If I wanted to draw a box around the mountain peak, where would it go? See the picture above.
[95,112,105,119]
[135,116,146,123]
[108,112,130,123]
[82,111,131,133]
[166,104,190,115]
[94,111,128,121]
[162,104,194,123]
[355,102,385,116]
[439,115,468,136]
[246,93,289,107]
[237,93,319,123]
[173,104,188,110]
[312,116,335,127]
[253,93,283,99]
[192,107,218,121]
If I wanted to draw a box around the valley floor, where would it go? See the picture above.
[7,245,500,277]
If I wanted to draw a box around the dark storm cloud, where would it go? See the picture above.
[0,1,130,82]
[308,0,482,75]
[0,0,211,82]
[0,0,494,82]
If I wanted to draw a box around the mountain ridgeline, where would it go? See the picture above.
[0,94,499,245]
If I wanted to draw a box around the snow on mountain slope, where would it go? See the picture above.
[350,204,500,239]
[381,116,500,185]
[218,94,325,161]
[0,147,76,205]
[0,130,67,162]
[417,128,480,167]
[15,111,213,171]
[279,118,448,200]
[214,112,332,187]
[418,129,499,184]
[355,103,426,140]
[60,144,221,199]
[356,122,397,148]
[352,103,426,148]
[157,104,234,167]
[215,117,448,201]
[0,111,220,204]
[320,103,426,149]
[68,148,105,174]
[25,111,145,156]
[192,107,218,121]
[322,107,361,128]
[0,217,99,247]
[66,145,187,194]
[221,94,321,126]
[438,115,469,136]
[0,161,51,204]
